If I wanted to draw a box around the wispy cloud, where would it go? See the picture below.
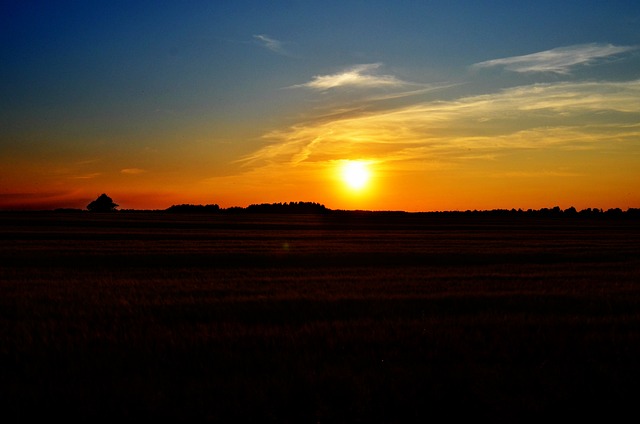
[500,170,584,178]
[0,191,86,210]
[253,34,288,55]
[472,43,636,74]
[72,173,101,180]
[121,168,146,175]
[243,79,640,167]
[291,63,411,90]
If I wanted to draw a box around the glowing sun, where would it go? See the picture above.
[341,161,371,190]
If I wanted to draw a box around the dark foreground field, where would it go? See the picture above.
[2,212,640,422]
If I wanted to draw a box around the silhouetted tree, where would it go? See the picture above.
[628,208,640,217]
[87,193,118,212]
[605,208,623,217]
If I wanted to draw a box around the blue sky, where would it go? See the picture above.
[2,1,640,210]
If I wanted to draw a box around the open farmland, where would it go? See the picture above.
[2,212,640,422]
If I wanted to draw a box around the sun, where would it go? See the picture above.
[341,160,371,190]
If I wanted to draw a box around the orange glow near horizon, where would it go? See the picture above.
[2,81,640,212]
[2,145,640,212]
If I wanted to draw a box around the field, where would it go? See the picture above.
[2,212,640,422]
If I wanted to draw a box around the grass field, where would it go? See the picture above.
[2,212,640,422]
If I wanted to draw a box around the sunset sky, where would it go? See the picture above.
[2,1,640,211]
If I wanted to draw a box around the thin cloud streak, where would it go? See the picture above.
[243,79,640,167]
[0,191,86,210]
[500,170,584,178]
[121,168,146,175]
[472,43,637,74]
[72,173,102,180]
[360,82,464,102]
[253,34,288,55]
[291,63,412,90]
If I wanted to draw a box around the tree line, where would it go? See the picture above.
[166,201,329,214]
[46,193,640,218]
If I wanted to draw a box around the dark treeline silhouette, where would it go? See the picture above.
[37,193,640,218]
[245,201,329,214]
[162,202,639,218]
[165,204,221,213]
[452,206,639,218]
[166,201,329,214]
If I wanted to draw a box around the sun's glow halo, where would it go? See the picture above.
[341,160,371,190]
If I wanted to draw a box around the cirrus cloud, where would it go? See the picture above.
[472,43,637,74]
[121,168,146,175]
[253,34,288,55]
[243,79,640,167]
[291,63,412,90]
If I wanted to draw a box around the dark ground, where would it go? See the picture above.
[2,211,640,422]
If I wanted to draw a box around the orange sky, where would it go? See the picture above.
[2,3,639,211]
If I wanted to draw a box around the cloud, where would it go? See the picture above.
[0,192,48,200]
[253,34,288,55]
[0,191,86,210]
[72,173,101,179]
[500,170,584,178]
[121,168,146,175]
[243,79,640,167]
[291,63,411,90]
[472,43,637,74]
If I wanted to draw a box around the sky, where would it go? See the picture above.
[2,1,640,211]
